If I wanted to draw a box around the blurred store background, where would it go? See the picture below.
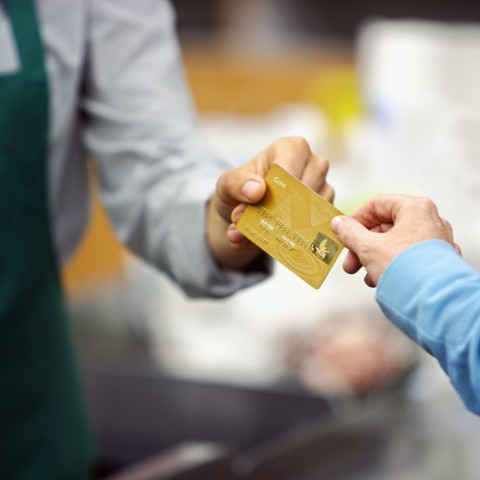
[62,1,480,478]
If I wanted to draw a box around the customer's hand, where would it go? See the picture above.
[208,136,333,269]
[331,194,461,287]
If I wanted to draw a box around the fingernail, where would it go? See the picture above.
[331,215,345,233]
[232,204,246,224]
[241,180,261,200]
[227,224,244,243]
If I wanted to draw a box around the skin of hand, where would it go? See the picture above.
[207,136,334,270]
[330,194,461,287]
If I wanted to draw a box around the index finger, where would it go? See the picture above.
[266,137,333,200]
[266,136,313,179]
[350,194,417,230]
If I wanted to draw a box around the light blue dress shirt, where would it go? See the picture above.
[377,239,480,413]
[0,0,269,297]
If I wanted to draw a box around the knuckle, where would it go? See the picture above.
[274,135,311,155]
[288,135,311,151]
[322,184,335,202]
[420,197,439,215]
[443,218,454,235]
[338,221,353,245]
[317,156,330,176]
[222,168,241,194]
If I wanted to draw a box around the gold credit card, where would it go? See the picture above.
[237,163,344,289]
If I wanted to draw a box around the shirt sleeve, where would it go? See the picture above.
[80,0,271,297]
[376,239,480,413]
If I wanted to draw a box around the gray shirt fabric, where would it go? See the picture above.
[1,0,269,297]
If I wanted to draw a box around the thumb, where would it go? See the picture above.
[331,215,371,252]
[222,168,266,204]
[215,169,266,222]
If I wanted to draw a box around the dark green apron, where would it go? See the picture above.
[0,0,94,477]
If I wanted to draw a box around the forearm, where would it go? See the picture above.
[206,198,264,270]
[82,0,272,296]
[376,240,480,413]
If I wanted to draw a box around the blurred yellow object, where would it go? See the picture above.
[61,185,126,298]
[183,43,353,114]
[306,65,363,131]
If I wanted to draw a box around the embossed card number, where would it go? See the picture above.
[236,163,344,289]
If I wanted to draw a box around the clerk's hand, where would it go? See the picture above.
[207,136,333,270]
[331,194,461,287]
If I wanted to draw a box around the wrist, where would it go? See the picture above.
[206,198,262,270]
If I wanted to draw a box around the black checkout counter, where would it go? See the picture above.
[81,360,466,480]
[73,295,480,480]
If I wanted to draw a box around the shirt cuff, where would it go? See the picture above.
[377,240,458,299]
[164,181,272,298]
[375,239,460,340]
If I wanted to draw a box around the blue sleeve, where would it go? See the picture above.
[376,239,480,414]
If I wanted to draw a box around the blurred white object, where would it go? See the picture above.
[358,20,480,120]
[346,20,480,265]
[200,102,331,166]
[287,309,418,397]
